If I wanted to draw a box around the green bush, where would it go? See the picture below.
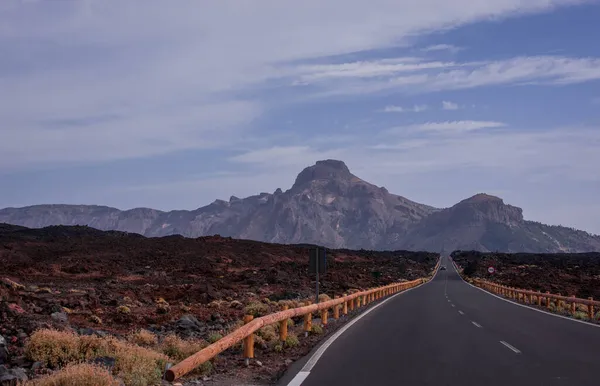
[311,325,323,335]
[245,301,269,317]
[207,333,223,344]
[285,334,299,348]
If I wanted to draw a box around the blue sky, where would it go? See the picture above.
[1,0,600,234]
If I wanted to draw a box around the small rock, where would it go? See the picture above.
[0,341,7,365]
[285,359,293,366]
[0,366,28,385]
[31,362,43,371]
[254,360,263,367]
[51,312,68,324]
[202,376,211,381]
[79,328,95,336]
[92,357,116,371]
[94,330,108,338]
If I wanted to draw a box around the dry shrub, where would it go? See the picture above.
[229,300,243,310]
[108,339,168,386]
[29,363,120,386]
[26,329,169,386]
[117,306,131,314]
[160,334,207,361]
[207,333,222,344]
[127,329,157,347]
[89,315,102,325]
[284,333,299,348]
[257,325,278,344]
[573,311,589,320]
[244,301,269,317]
[311,325,323,335]
[26,329,81,368]
[318,294,332,302]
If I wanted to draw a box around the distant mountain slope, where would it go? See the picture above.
[1,160,599,252]
[395,194,600,253]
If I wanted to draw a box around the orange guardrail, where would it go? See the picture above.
[472,278,599,319]
[165,258,440,381]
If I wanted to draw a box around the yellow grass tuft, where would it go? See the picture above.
[159,334,207,361]
[26,329,169,386]
[127,329,157,347]
[29,363,120,386]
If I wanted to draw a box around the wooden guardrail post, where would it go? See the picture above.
[321,308,328,326]
[570,295,576,315]
[279,305,289,341]
[537,291,542,306]
[333,296,340,319]
[304,301,312,337]
[243,315,254,366]
[356,296,361,308]
[589,297,594,320]
[362,294,367,306]
[343,294,348,315]
[546,291,551,309]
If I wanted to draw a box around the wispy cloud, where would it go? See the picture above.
[442,101,460,110]
[380,104,429,113]
[385,120,506,135]
[292,56,600,98]
[422,44,463,53]
[0,0,597,171]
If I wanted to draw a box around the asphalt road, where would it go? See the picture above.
[282,257,600,386]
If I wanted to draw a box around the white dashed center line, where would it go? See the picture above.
[471,321,482,328]
[500,341,521,354]
[458,311,464,315]
[451,304,455,308]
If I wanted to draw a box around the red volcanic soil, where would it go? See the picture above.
[451,250,600,299]
[0,224,437,384]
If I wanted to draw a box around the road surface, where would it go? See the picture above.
[281,257,600,386]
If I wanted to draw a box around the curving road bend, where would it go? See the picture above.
[281,257,600,386]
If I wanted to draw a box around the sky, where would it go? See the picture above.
[1,0,600,234]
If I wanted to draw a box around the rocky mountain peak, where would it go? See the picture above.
[292,159,354,190]
[455,193,523,225]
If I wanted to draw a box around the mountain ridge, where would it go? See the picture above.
[1,160,599,253]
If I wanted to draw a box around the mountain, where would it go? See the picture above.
[395,194,600,253]
[1,160,599,252]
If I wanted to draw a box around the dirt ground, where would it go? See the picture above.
[451,250,600,299]
[0,224,437,384]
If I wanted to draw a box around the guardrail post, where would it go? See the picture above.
[321,308,328,326]
[243,315,254,366]
[333,296,340,320]
[343,294,348,315]
[570,295,576,315]
[546,291,551,309]
[279,305,289,341]
[536,291,541,306]
[362,294,367,306]
[304,301,312,337]
[589,297,594,320]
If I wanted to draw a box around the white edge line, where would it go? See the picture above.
[500,340,521,354]
[452,262,600,329]
[285,260,442,386]
[471,321,482,328]
[287,371,310,386]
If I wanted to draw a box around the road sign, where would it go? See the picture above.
[488,266,495,274]
[309,247,327,304]
[309,248,327,274]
